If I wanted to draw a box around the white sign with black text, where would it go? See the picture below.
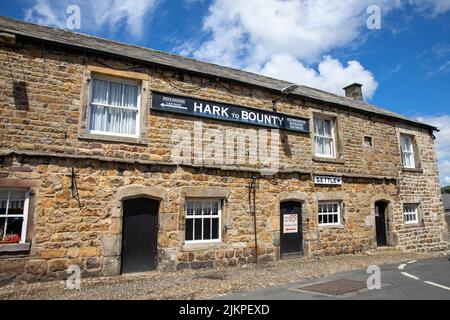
[314,175,343,185]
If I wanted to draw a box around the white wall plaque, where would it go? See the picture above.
[314,175,343,185]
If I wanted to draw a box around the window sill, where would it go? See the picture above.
[318,224,345,230]
[0,242,31,253]
[78,132,149,146]
[402,167,423,173]
[404,222,420,227]
[313,157,345,164]
[180,242,225,252]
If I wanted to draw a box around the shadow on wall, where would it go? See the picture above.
[13,81,29,110]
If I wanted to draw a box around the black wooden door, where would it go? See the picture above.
[280,202,303,257]
[121,198,159,274]
[375,202,387,247]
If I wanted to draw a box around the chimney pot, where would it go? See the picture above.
[343,83,363,101]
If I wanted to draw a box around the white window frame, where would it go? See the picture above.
[403,204,419,224]
[0,189,30,244]
[87,74,142,138]
[314,115,336,158]
[318,201,341,227]
[184,199,222,244]
[400,134,415,168]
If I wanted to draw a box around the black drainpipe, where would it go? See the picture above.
[249,174,259,263]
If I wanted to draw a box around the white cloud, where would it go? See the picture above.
[409,0,450,17]
[24,0,160,39]
[179,0,401,100]
[192,0,388,66]
[256,54,378,99]
[439,61,450,73]
[416,114,450,186]
[182,0,207,7]
[178,0,450,100]
[24,0,66,29]
[92,0,160,38]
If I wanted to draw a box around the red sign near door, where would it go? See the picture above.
[283,214,298,233]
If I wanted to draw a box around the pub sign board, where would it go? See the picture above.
[151,92,310,133]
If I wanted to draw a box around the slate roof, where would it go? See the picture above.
[443,194,450,212]
[0,16,438,132]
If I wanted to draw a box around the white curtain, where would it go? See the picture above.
[401,135,414,167]
[89,78,139,135]
[314,118,333,156]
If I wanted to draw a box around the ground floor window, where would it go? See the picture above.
[318,201,341,226]
[0,189,29,244]
[403,204,419,224]
[185,200,221,243]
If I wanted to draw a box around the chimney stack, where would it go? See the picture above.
[343,83,363,101]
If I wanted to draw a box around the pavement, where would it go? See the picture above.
[0,251,446,300]
[217,256,450,300]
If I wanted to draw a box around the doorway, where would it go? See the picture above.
[280,201,303,258]
[121,197,159,274]
[375,201,388,247]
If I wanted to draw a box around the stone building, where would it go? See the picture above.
[0,17,448,284]
[443,194,450,214]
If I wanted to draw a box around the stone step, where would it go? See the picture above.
[373,246,401,251]
[365,246,403,255]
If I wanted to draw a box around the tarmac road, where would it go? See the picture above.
[218,256,450,300]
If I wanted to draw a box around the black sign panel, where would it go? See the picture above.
[151,92,309,133]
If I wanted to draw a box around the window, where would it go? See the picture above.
[0,190,29,244]
[400,134,415,168]
[88,75,141,137]
[364,136,373,148]
[403,204,419,224]
[314,116,335,158]
[185,200,221,243]
[318,202,341,226]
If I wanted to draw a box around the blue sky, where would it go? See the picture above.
[1,0,450,185]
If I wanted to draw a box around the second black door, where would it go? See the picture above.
[280,202,303,258]
[375,201,387,247]
[121,198,159,274]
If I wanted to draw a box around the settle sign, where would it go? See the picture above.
[151,92,309,133]
[314,176,343,185]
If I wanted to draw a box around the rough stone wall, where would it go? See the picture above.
[0,155,399,284]
[0,38,448,284]
[395,124,449,252]
[0,40,406,177]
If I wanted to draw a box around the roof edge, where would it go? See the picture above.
[0,16,439,132]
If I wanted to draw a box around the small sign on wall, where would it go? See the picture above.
[314,175,343,186]
[283,214,298,233]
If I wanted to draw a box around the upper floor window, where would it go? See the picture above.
[314,116,335,158]
[0,189,30,244]
[185,200,221,243]
[87,75,141,137]
[400,134,415,168]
